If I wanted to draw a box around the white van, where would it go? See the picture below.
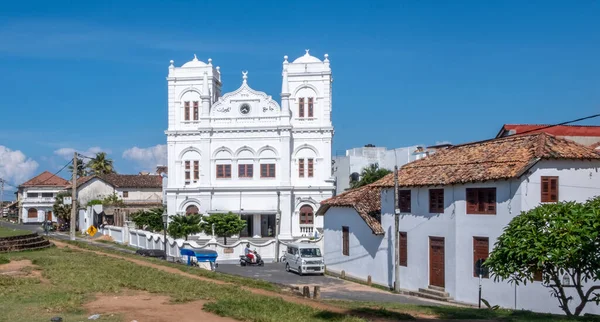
[284,243,325,276]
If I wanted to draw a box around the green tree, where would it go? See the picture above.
[199,212,246,244]
[102,193,124,207]
[131,207,164,232]
[167,214,202,240]
[485,198,600,316]
[68,158,87,177]
[52,192,72,221]
[87,152,116,175]
[349,163,392,189]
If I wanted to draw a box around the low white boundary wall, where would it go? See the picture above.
[99,225,323,264]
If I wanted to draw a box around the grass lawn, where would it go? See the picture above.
[0,246,362,322]
[0,226,32,238]
[327,300,600,321]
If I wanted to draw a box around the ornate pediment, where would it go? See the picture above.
[211,72,281,117]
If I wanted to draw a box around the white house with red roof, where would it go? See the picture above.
[17,171,70,224]
[319,133,600,315]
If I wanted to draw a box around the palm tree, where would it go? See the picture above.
[68,158,87,177]
[167,214,202,240]
[349,163,392,189]
[87,152,116,175]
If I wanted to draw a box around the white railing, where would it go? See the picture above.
[98,225,323,264]
[299,225,314,236]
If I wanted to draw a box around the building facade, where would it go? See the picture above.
[17,171,70,224]
[319,133,600,315]
[164,51,335,239]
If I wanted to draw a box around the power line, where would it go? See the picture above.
[512,113,600,136]
[33,159,74,186]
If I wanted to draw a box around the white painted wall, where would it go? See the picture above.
[379,159,600,315]
[77,178,115,205]
[323,207,393,287]
[117,188,162,202]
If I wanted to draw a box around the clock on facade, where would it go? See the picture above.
[239,103,251,115]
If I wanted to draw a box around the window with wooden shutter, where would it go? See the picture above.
[123,191,129,198]
[342,226,349,256]
[193,161,199,180]
[429,189,444,213]
[260,164,275,178]
[473,237,489,278]
[184,101,190,121]
[298,98,305,117]
[399,231,407,266]
[308,158,314,177]
[300,205,314,224]
[299,159,305,177]
[308,97,314,117]
[466,188,496,215]
[533,269,543,281]
[216,164,231,178]
[238,164,253,178]
[399,190,411,212]
[184,161,191,184]
[193,101,199,120]
[541,176,559,202]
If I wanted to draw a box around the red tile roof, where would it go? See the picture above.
[317,184,384,235]
[497,124,600,138]
[374,132,600,188]
[19,171,70,188]
[67,174,162,189]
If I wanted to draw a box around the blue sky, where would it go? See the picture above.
[0,0,599,192]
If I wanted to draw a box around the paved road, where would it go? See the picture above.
[3,221,442,306]
[218,262,439,305]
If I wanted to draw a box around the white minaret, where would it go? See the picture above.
[281,55,291,117]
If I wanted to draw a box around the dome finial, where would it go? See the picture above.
[305,49,310,55]
[242,70,248,84]
[169,59,174,67]
[193,54,198,61]
[208,58,212,65]
[283,55,288,63]
[324,54,329,62]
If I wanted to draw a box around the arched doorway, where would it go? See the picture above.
[185,205,199,216]
[28,208,38,219]
[299,205,314,225]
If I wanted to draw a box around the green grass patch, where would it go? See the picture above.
[93,239,139,252]
[1,243,362,322]
[0,226,32,238]
[326,300,600,321]
[63,239,281,292]
[0,256,9,264]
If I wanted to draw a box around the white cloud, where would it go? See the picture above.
[122,145,167,171]
[0,146,39,189]
[53,147,110,160]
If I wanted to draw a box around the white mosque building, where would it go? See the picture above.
[164,50,335,240]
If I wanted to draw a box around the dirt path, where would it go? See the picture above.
[84,291,238,322]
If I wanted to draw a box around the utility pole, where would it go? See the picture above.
[0,178,4,218]
[70,152,77,241]
[394,165,401,292]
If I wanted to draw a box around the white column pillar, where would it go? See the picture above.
[253,214,262,238]
[279,192,293,240]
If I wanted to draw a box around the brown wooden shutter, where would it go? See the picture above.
[399,190,411,212]
[429,189,444,213]
[184,101,190,121]
[541,176,558,202]
[193,161,199,180]
[466,189,477,214]
[299,159,305,177]
[399,232,407,266]
[473,237,489,278]
[308,159,314,177]
[299,98,305,117]
[225,165,231,178]
[308,97,314,117]
[485,188,496,213]
[342,226,349,256]
[193,101,199,120]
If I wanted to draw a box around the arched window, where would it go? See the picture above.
[186,205,199,216]
[299,205,314,225]
[28,208,38,218]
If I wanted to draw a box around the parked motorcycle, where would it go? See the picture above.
[240,250,264,267]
